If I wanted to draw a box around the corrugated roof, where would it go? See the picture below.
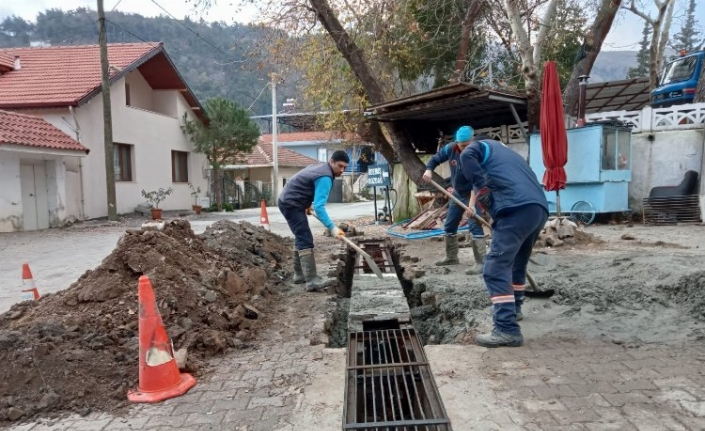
[573,77,650,114]
[0,43,204,119]
[0,109,89,153]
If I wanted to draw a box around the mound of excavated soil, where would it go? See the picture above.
[658,270,705,320]
[0,220,292,423]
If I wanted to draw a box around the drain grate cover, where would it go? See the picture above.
[344,329,451,430]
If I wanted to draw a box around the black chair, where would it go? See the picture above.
[648,170,699,198]
[643,170,701,224]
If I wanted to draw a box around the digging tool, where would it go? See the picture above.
[309,214,385,280]
[426,179,555,298]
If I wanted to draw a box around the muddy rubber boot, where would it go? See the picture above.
[476,329,523,348]
[435,236,460,266]
[292,250,305,285]
[466,238,487,275]
[299,248,333,292]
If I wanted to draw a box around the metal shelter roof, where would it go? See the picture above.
[364,83,527,130]
[574,77,650,115]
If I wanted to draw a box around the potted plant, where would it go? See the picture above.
[141,187,173,220]
[188,183,202,214]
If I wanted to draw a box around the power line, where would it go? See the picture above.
[104,18,263,106]
[148,0,242,56]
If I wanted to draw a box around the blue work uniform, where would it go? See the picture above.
[458,139,549,335]
[425,143,484,238]
[278,163,336,250]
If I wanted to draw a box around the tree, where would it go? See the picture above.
[626,0,676,91]
[671,0,702,54]
[181,98,260,211]
[563,0,623,115]
[627,20,652,78]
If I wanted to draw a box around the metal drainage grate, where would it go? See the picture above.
[344,329,451,430]
[354,239,396,275]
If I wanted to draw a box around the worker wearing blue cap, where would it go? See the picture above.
[455,133,549,348]
[422,125,486,274]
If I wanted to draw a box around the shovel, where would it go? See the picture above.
[309,214,385,280]
[426,179,555,298]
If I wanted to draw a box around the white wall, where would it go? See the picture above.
[125,72,153,112]
[28,72,209,218]
[629,129,704,213]
[0,152,23,231]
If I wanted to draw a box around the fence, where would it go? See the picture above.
[475,103,705,142]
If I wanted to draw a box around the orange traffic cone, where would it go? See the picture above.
[21,263,40,301]
[127,276,196,403]
[260,199,271,231]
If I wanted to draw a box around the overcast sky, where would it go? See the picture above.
[1,0,704,52]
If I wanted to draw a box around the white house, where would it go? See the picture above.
[0,110,89,232]
[0,42,209,231]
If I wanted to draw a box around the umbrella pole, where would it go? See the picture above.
[556,190,562,218]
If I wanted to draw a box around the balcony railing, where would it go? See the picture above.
[475,102,705,141]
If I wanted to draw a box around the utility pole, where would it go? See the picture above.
[270,73,279,202]
[98,0,117,221]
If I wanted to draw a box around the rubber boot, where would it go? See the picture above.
[465,238,487,275]
[292,250,305,285]
[435,236,460,266]
[299,248,333,292]
[476,329,523,348]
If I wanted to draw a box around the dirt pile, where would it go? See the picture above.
[0,220,292,423]
[658,270,705,320]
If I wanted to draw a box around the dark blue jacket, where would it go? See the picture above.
[426,143,463,182]
[458,139,548,218]
[279,163,334,209]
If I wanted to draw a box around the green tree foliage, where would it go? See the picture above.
[541,0,588,88]
[181,98,260,211]
[0,8,295,116]
[672,0,702,54]
[627,21,651,78]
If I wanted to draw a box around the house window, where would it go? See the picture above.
[125,83,131,106]
[114,144,133,181]
[172,151,189,182]
[317,148,327,162]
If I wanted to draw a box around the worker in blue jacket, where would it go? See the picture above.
[278,150,349,291]
[422,126,486,274]
[456,136,549,347]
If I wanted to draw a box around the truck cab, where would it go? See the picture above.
[651,50,704,108]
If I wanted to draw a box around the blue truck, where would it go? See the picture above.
[651,50,704,108]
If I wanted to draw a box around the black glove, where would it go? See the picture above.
[476,187,492,212]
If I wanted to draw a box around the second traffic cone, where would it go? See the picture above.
[21,263,40,301]
[260,199,271,231]
[127,276,196,403]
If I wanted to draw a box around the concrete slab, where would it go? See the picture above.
[425,345,525,431]
[348,278,411,332]
[278,348,346,431]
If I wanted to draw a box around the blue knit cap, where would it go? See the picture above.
[455,125,474,143]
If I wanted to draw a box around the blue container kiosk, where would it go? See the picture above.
[528,124,633,224]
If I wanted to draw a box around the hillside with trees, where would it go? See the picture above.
[0,8,298,116]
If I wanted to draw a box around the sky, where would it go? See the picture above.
[1,0,704,52]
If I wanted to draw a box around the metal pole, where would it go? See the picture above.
[373,187,378,223]
[271,74,279,203]
[97,0,117,221]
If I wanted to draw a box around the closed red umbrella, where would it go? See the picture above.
[540,61,568,216]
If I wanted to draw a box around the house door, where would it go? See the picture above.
[20,163,50,231]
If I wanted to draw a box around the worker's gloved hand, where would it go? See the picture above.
[476,187,492,212]
[422,169,433,183]
[331,226,346,240]
[305,206,313,215]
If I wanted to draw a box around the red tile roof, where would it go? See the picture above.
[242,141,319,167]
[0,110,89,153]
[260,131,363,143]
[0,52,14,72]
[0,43,187,109]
